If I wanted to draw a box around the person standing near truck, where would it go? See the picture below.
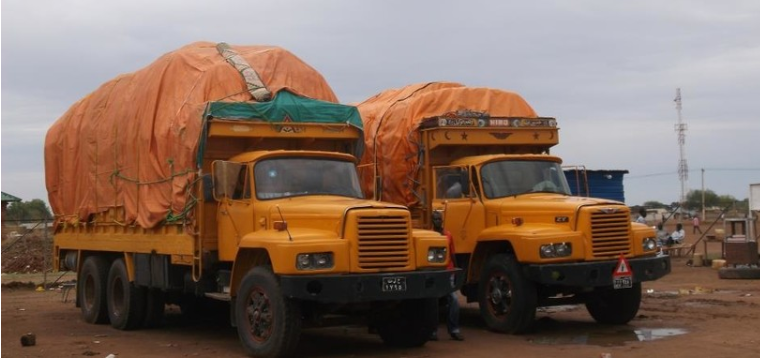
[430,212,465,341]
[692,215,703,234]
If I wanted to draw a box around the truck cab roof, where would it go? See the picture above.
[449,153,563,167]
[228,150,358,164]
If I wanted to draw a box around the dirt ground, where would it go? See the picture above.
[2,257,759,358]
[3,221,760,358]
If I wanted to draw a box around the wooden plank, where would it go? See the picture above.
[54,232,195,256]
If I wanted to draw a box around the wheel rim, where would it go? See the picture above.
[245,287,274,343]
[110,275,125,318]
[485,272,512,319]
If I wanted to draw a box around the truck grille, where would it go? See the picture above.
[589,209,631,257]
[356,215,411,269]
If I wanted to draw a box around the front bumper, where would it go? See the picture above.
[525,255,671,287]
[279,268,464,303]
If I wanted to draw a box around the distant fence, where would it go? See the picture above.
[1,218,58,287]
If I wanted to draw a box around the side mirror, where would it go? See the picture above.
[212,160,245,201]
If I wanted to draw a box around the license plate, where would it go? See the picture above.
[382,277,407,292]
[613,276,633,289]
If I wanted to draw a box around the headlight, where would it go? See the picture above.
[427,247,448,263]
[642,238,657,251]
[554,243,572,256]
[296,252,334,270]
[539,243,572,258]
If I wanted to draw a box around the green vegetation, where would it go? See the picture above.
[4,199,53,222]
[682,190,748,212]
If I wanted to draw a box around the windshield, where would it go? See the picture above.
[254,157,364,200]
[480,160,571,198]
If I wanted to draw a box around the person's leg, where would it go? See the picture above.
[430,295,447,341]
[447,292,463,340]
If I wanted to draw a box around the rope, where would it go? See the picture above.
[109,167,193,186]
[165,172,203,224]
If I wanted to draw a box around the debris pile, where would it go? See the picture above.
[1,234,49,273]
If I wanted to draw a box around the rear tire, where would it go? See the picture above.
[78,256,110,324]
[585,283,641,324]
[478,253,537,334]
[377,298,438,347]
[235,266,301,358]
[107,258,147,330]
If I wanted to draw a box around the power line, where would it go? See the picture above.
[700,168,760,172]
[626,171,678,179]
[626,168,760,180]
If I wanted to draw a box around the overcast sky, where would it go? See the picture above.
[2,0,759,209]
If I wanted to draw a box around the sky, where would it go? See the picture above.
[2,0,760,209]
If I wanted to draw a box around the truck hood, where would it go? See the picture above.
[265,196,408,236]
[492,194,626,227]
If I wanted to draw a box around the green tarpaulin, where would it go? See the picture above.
[205,90,363,128]
[198,90,364,164]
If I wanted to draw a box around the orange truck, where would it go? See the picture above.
[357,82,670,333]
[45,44,461,358]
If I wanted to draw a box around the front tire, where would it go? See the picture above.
[235,266,301,358]
[106,258,147,330]
[585,283,641,324]
[377,298,438,348]
[478,253,537,334]
[78,256,110,324]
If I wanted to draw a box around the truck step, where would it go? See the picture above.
[204,292,231,301]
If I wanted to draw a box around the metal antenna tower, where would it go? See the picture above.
[674,88,688,204]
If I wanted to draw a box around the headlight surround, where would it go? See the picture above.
[539,242,572,258]
[427,247,448,263]
[642,237,657,251]
[296,252,334,270]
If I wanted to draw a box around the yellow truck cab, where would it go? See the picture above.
[358,84,671,334]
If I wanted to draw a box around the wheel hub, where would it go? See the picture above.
[488,275,512,316]
[247,289,273,342]
[490,285,503,304]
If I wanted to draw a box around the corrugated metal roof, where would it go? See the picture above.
[1,192,22,202]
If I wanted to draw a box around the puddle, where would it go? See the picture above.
[530,327,687,346]
[634,328,687,341]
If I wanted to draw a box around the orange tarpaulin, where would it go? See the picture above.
[357,82,538,207]
[45,42,338,228]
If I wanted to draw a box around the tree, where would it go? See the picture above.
[717,194,738,208]
[684,190,719,211]
[643,200,668,208]
[735,198,749,213]
[5,199,53,223]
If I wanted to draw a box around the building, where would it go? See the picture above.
[1,192,22,225]
[563,169,629,203]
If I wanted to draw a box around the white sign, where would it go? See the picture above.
[751,183,760,211]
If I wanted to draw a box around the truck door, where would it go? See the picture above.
[213,161,255,261]
[433,166,484,254]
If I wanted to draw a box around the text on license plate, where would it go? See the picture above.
[382,277,407,292]
[613,276,633,289]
